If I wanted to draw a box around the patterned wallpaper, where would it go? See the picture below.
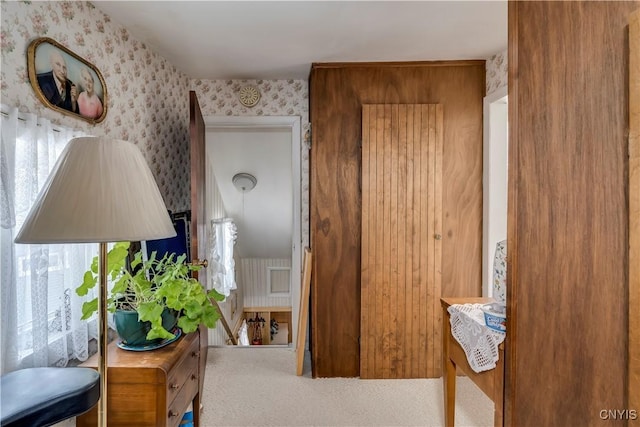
[1,1,191,212]
[191,79,311,247]
[486,49,508,96]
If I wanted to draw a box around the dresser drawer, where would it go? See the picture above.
[76,330,202,427]
[167,366,199,427]
[166,332,200,403]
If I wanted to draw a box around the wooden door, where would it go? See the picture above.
[360,104,443,379]
[189,90,207,411]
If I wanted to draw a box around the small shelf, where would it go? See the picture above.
[244,307,292,345]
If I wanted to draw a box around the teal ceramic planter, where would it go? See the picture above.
[114,309,177,347]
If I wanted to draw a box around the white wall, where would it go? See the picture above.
[483,49,509,298]
[482,87,508,297]
[205,159,244,345]
[206,128,293,259]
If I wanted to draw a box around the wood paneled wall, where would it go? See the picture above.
[310,62,485,378]
[506,2,637,425]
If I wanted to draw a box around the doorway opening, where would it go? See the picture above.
[482,87,508,298]
[204,116,302,348]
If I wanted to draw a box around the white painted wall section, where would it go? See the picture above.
[482,87,508,297]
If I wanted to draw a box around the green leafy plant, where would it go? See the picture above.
[76,241,224,341]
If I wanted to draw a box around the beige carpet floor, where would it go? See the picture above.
[58,346,493,427]
[200,347,493,427]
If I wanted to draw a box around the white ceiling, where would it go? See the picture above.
[93,1,508,80]
[207,128,293,259]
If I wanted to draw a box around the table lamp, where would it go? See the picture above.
[14,136,176,427]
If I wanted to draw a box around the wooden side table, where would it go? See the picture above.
[76,328,202,427]
[441,297,504,427]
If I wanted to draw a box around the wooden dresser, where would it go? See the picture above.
[76,328,202,427]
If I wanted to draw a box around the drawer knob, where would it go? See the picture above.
[191,374,198,381]
[170,383,179,390]
[169,410,179,418]
[191,351,199,358]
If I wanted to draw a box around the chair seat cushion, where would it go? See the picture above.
[1,367,100,427]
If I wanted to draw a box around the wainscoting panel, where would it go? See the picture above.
[241,258,291,308]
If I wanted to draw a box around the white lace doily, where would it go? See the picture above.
[448,303,505,373]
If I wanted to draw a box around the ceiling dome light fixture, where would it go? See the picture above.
[232,173,257,193]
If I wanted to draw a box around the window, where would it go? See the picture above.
[268,267,291,297]
[1,106,93,372]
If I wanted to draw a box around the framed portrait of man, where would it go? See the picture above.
[27,37,107,124]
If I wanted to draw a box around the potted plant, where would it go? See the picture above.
[76,241,224,347]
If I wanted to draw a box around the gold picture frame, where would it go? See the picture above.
[27,37,107,124]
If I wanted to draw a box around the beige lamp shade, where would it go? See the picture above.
[14,136,176,243]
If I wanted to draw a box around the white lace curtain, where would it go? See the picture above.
[1,106,96,374]
[209,218,237,298]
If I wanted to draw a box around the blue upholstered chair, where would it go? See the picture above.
[0,367,100,427]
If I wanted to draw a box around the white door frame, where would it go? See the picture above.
[204,115,302,348]
[482,86,508,298]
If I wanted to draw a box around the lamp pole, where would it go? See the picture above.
[98,242,108,427]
